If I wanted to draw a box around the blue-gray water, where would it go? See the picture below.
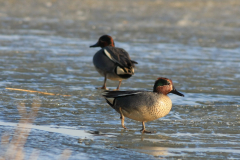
[0,0,240,159]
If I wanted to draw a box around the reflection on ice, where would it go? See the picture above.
[133,146,168,156]
[0,121,92,138]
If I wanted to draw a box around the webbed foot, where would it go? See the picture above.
[96,86,108,90]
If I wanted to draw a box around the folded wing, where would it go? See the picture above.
[103,46,138,78]
[103,90,143,107]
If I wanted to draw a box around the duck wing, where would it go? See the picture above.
[103,46,137,70]
[103,90,143,98]
[103,90,145,107]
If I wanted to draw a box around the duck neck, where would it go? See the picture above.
[153,86,170,95]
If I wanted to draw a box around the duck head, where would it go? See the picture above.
[153,77,184,97]
[90,35,115,48]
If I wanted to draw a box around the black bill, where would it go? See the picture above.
[170,87,184,97]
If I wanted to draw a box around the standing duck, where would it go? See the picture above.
[103,77,184,133]
[90,35,137,90]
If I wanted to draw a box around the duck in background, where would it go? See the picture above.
[103,77,184,133]
[90,35,138,90]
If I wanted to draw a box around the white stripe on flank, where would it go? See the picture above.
[104,49,115,62]
[114,92,142,97]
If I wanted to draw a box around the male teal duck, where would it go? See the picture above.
[103,77,184,133]
[90,35,137,90]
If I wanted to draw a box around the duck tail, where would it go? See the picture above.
[115,66,134,79]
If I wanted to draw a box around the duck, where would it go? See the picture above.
[103,77,184,133]
[90,35,138,90]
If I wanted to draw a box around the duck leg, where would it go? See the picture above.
[119,107,127,129]
[115,80,122,91]
[97,74,107,90]
[140,122,151,133]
